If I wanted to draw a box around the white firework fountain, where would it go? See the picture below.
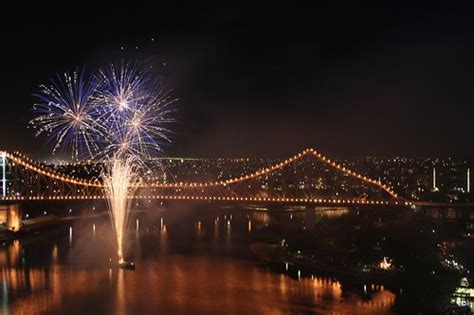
[102,157,139,269]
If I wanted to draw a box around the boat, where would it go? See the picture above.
[118,261,136,270]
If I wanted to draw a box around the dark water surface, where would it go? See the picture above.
[0,208,404,314]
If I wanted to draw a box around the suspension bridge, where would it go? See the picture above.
[0,148,408,206]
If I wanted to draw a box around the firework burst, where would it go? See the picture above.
[30,68,102,159]
[31,62,176,165]
[93,63,176,162]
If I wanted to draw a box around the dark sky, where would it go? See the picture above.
[1,1,474,159]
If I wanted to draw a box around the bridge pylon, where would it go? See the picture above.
[0,203,20,231]
[1,151,6,198]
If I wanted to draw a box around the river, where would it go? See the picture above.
[0,205,468,314]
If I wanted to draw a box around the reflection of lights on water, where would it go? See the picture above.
[136,219,140,231]
[297,270,301,279]
[248,220,252,232]
[196,220,203,237]
[226,220,231,238]
[160,222,168,253]
[92,224,96,238]
[69,226,73,245]
[213,218,219,240]
[309,280,394,311]
[7,240,21,266]
[285,262,288,271]
[196,220,205,237]
[2,270,8,314]
[316,208,350,218]
[160,217,163,229]
[364,284,367,294]
[309,277,343,301]
[52,244,58,263]
[250,212,271,226]
[290,214,293,220]
[0,264,394,313]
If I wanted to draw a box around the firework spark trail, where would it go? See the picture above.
[102,157,139,263]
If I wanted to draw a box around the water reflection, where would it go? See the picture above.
[51,244,58,264]
[2,270,8,315]
[0,209,395,314]
[315,207,350,218]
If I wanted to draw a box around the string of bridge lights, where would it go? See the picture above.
[2,148,401,201]
[145,148,399,200]
[0,194,410,206]
[6,151,102,188]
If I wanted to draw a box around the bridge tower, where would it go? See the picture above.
[0,204,20,231]
[1,151,6,198]
[432,167,438,192]
[467,168,470,193]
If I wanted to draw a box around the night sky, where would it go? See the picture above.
[1,2,474,159]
